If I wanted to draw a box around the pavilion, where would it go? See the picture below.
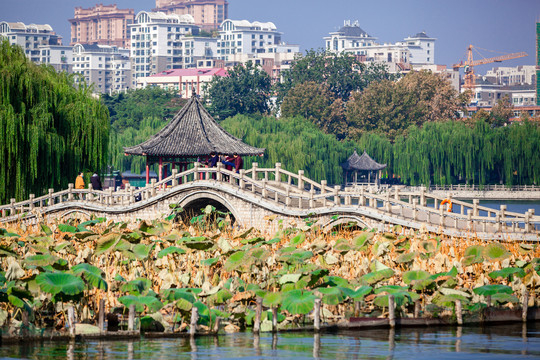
[124,93,265,184]
[340,150,387,185]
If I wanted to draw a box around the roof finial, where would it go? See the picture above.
[191,85,197,98]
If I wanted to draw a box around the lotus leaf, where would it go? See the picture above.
[324,253,339,265]
[0,228,20,238]
[160,288,196,303]
[235,227,254,239]
[157,246,186,259]
[224,251,247,272]
[95,233,122,256]
[6,262,25,281]
[418,239,438,254]
[213,289,233,304]
[439,288,472,298]
[473,284,513,296]
[339,286,372,300]
[121,278,152,296]
[307,269,329,286]
[362,269,394,285]
[279,273,302,285]
[489,267,525,279]
[175,298,193,311]
[281,289,317,315]
[58,224,78,233]
[403,270,431,284]
[241,237,265,245]
[290,232,306,246]
[334,239,352,253]
[132,243,152,260]
[183,237,214,251]
[483,243,510,261]
[370,260,391,272]
[0,245,19,258]
[200,257,219,267]
[383,232,396,240]
[279,250,314,265]
[119,295,163,313]
[40,224,53,236]
[432,294,470,307]
[264,237,281,245]
[322,276,349,287]
[316,287,345,305]
[395,252,416,264]
[490,293,519,304]
[463,245,484,266]
[36,272,85,296]
[354,232,374,249]
[373,293,411,307]
[71,263,108,291]
[263,292,282,307]
[374,285,410,294]
[24,254,60,267]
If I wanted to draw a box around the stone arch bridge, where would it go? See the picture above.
[1,163,539,241]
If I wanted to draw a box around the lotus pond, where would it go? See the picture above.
[1,205,540,337]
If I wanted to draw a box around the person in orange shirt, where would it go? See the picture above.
[75,172,85,189]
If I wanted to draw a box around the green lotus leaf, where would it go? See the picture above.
[289,232,306,246]
[58,224,78,233]
[307,269,329,286]
[157,246,186,259]
[339,286,373,300]
[95,233,122,256]
[36,272,85,296]
[322,276,349,288]
[361,269,394,285]
[0,228,20,238]
[160,288,196,303]
[53,242,74,253]
[40,224,53,236]
[370,260,391,272]
[489,267,526,279]
[439,288,472,298]
[24,254,59,267]
[7,286,33,303]
[334,239,352,253]
[316,287,345,305]
[281,289,317,315]
[121,278,152,296]
[483,243,510,261]
[264,237,281,245]
[354,232,374,249]
[200,257,219,267]
[278,250,314,265]
[374,285,409,294]
[175,297,193,312]
[132,244,152,260]
[491,293,519,304]
[249,248,269,262]
[118,295,145,312]
[224,251,247,272]
[123,231,144,243]
[235,227,254,239]
[213,289,233,304]
[432,294,470,307]
[183,237,214,251]
[71,263,108,291]
[402,270,431,288]
[395,252,416,264]
[463,245,484,266]
[373,293,411,308]
[473,284,513,296]
[279,273,303,285]
[263,292,282,307]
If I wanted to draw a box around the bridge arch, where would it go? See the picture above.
[175,191,241,225]
[322,215,372,232]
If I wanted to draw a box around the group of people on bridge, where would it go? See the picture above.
[204,152,243,173]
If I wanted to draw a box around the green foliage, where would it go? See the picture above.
[203,61,271,119]
[0,39,109,203]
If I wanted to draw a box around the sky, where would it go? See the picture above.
[2,0,540,74]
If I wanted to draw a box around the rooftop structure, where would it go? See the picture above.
[69,4,134,48]
[154,0,228,31]
[341,150,386,185]
[484,65,536,86]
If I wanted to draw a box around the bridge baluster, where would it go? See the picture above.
[439,207,444,226]
[298,170,304,190]
[473,199,479,216]
[394,187,400,201]
[309,188,315,208]
[10,199,15,217]
[239,169,245,189]
[252,162,258,180]
[29,194,34,211]
[171,169,178,187]
[334,186,340,206]
[151,179,157,197]
[467,210,473,231]
[320,180,327,206]
[68,183,74,201]
[48,189,54,206]
[193,162,199,181]
[216,163,223,182]
[129,188,134,204]
[285,185,291,206]
[412,198,418,220]
[420,188,426,207]
[275,163,281,183]
[262,179,267,198]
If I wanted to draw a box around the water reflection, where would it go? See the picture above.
[2,323,540,359]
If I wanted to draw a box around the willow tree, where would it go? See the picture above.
[0,40,109,203]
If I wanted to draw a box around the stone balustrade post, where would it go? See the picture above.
[420,188,426,207]
[412,198,418,220]
[473,199,479,216]
[129,188,134,205]
[496,214,502,232]
[500,205,506,220]
[297,170,304,190]
[334,186,340,206]
[467,210,473,231]
[439,207,445,226]
[239,169,245,189]
[108,189,114,205]
[320,180,327,206]
[68,183,74,201]
[525,212,531,233]
[171,169,178,187]
[386,193,391,212]
[151,179,157,197]
[28,194,35,210]
[394,187,400,201]
[360,187,365,207]
[285,185,291,206]
[48,189,54,206]
[10,198,16,216]
[262,179,268,198]
[309,188,315,208]
[275,163,281,182]
[216,162,223,182]
[193,162,199,181]
[252,162,258,180]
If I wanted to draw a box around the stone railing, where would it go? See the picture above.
[1,163,539,235]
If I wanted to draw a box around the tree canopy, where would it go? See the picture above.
[203,61,271,119]
[0,39,109,203]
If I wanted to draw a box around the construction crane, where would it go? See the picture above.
[452,45,528,94]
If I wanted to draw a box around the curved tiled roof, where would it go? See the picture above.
[341,150,386,171]
[124,96,265,158]
[412,31,430,38]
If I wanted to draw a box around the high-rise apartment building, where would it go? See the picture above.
[69,4,134,48]
[0,21,62,62]
[72,43,131,94]
[154,0,228,31]
[129,11,215,86]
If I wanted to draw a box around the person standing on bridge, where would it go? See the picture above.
[90,172,103,191]
[75,172,85,189]
[233,153,243,173]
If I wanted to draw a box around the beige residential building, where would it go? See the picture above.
[0,21,62,63]
[154,0,228,31]
[69,4,134,48]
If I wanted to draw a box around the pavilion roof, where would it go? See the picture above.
[341,150,387,171]
[123,95,265,158]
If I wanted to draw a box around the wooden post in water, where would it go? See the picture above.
[98,299,105,332]
[68,306,75,337]
[272,307,278,332]
[414,301,420,318]
[22,309,29,337]
[213,317,221,333]
[253,297,263,333]
[314,298,321,331]
[190,306,199,336]
[388,295,396,328]
[128,304,135,331]
[455,300,463,325]
[523,291,529,323]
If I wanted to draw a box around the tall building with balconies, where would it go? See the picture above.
[154,0,228,31]
[0,21,62,62]
[72,43,131,94]
[69,4,134,48]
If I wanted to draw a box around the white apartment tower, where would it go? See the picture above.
[0,21,62,62]
[72,43,131,94]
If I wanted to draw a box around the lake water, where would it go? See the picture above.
[2,323,540,359]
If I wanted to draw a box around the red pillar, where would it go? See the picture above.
[159,156,163,183]
[146,157,150,185]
